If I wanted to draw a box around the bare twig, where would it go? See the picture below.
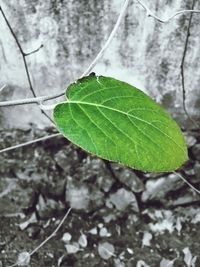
[1,0,200,109]
[180,0,199,128]
[175,172,200,195]
[29,208,72,256]
[0,133,61,154]
[0,0,131,108]
[81,0,130,77]
[1,0,200,154]
[8,208,72,267]
[0,93,64,107]
[0,85,6,93]
[0,5,53,121]
[25,44,44,56]
[136,0,200,23]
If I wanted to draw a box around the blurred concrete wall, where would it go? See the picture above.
[0,0,200,128]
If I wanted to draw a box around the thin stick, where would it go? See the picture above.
[0,0,131,108]
[29,208,72,256]
[0,85,6,93]
[180,0,199,128]
[0,93,64,107]
[0,133,61,154]
[136,0,200,23]
[175,172,200,195]
[1,1,200,109]
[8,208,72,267]
[25,44,44,56]
[0,5,52,122]
[81,0,130,77]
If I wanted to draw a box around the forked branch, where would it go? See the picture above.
[0,0,131,108]
[136,0,200,23]
[0,5,52,121]
[1,0,200,108]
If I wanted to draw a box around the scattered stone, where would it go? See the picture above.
[98,223,104,228]
[175,217,182,235]
[36,195,65,219]
[149,218,172,234]
[98,242,115,260]
[88,227,98,235]
[191,211,200,224]
[142,232,152,247]
[78,233,87,248]
[183,247,197,267]
[136,260,150,267]
[184,167,195,176]
[0,178,33,215]
[99,227,111,237]
[57,255,65,267]
[0,178,17,198]
[184,133,197,147]
[62,232,72,243]
[114,258,125,267]
[142,174,183,203]
[79,158,114,193]
[194,163,200,179]
[107,188,139,212]
[19,213,37,231]
[103,213,117,223]
[54,146,79,173]
[192,144,200,161]
[65,177,104,211]
[16,251,31,266]
[66,184,89,210]
[171,193,200,206]
[65,242,80,254]
[127,248,134,255]
[160,258,174,267]
[111,164,144,192]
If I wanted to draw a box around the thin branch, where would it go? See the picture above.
[29,208,72,256]
[8,208,72,267]
[180,0,199,128]
[1,0,200,109]
[0,92,65,107]
[0,0,131,108]
[81,0,131,77]
[0,5,52,121]
[0,84,6,93]
[136,0,200,23]
[25,44,44,56]
[0,133,61,154]
[175,172,200,195]
[0,5,36,97]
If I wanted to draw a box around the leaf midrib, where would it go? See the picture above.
[64,100,185,154]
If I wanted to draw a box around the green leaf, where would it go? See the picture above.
[53,74,188,172]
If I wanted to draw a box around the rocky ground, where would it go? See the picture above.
[0,127,200,267]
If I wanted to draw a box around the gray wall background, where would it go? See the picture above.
[0,0,200,128]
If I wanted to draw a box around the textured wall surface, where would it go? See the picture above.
[0,0,200,128]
